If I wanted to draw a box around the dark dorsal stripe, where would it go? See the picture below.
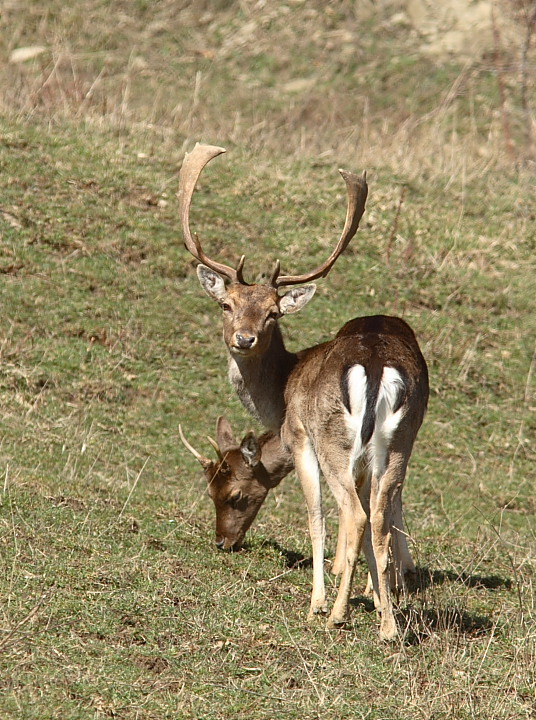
[361,362,383,446]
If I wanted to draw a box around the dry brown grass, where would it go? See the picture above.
[1,1,534,178]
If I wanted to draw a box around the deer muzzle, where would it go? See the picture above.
[232,332,257,353]
[216,535,243,552]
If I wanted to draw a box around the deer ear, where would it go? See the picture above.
[240,432,261,467]
[278,284,316,315]
[197,264,227,301]
[215,416,236,451]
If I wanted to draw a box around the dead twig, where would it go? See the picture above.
[491,6,516,163]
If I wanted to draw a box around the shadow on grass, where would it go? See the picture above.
[349,595,376,613]
[250,547,511,592]
[350,593,493,644]
[397,565,508,644]
[411,566,512,592]
[348,564,506,645]
[257,539,312,569]
[245,548,506,643]
[398,605,493,645]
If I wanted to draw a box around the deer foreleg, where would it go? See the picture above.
[294,436,327,619]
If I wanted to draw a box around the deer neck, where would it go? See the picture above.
[227,325,296,432]
[259,431,295,488]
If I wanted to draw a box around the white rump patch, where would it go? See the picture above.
[344,364,368,470]
[344,365,406,477]
[371,367,406,476]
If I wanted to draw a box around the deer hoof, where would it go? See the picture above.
[307,603,328,623]
[331,559,343,576]
[379,617,398,642]
[326,613,348,630]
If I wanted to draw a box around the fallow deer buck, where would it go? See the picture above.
[178,144,429,639]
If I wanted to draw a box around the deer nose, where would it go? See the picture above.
[215,537,242,552]
[235,333,256,349]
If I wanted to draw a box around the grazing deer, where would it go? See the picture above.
[178,144,429,639]
[179,417,293,551]
[180,415,418,600]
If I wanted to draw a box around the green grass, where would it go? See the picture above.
[1,2,536,718]
[1,115,534,720]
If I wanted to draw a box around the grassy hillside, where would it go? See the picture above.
[1,2,535,719]
[2,0,534,172]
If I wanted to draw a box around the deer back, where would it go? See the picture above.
[282,315,429,474]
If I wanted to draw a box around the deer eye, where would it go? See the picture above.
[221,303,232,313]
[267,310,280,322]
[228,490,246,509]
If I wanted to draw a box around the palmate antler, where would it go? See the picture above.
[178,143,368,288]
[178,143,247,283]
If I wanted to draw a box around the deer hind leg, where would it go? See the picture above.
[293,432,327,619]
[391,491,416,593]
[354,471,409,605]
[325,471,368,629]
[370,494,414,598]
[354,471,379,606]
[332,469,368,578]
[369,451,409,641]
[331,507,346,576]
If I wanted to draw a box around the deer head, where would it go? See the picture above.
[178,143,368,359]
[179,417,291,551]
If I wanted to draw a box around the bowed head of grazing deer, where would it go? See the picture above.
[179,417,293,551]
[181,413,419,604]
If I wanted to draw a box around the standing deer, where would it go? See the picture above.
[178,144,429,639]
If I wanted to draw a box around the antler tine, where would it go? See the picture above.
[206,435,224,461]
[273,170,368,288]
[269,259,281,286]
[235,255,246,284]
[179,424,212,468]
[179,143,245,283]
